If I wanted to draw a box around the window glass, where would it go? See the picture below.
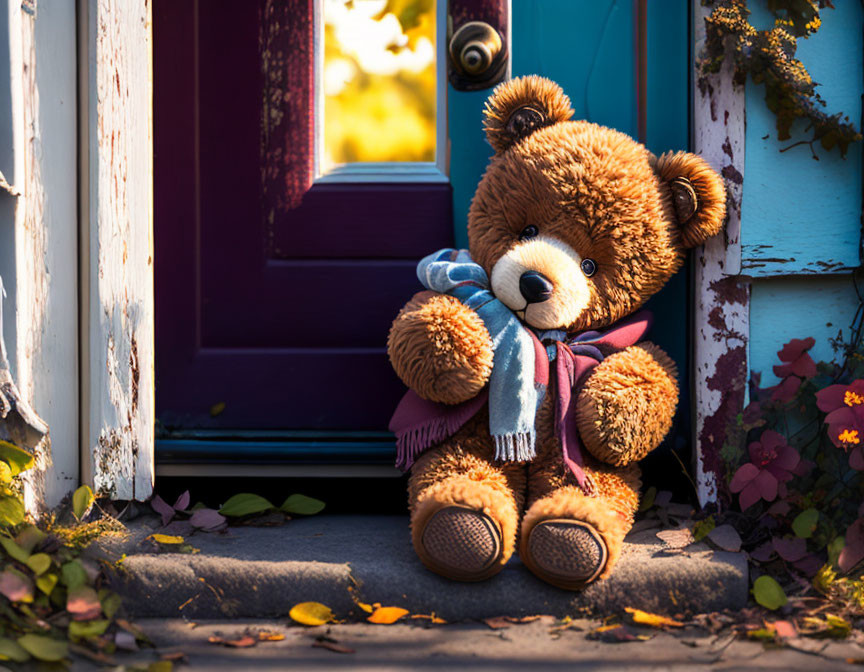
[323,0,436,170]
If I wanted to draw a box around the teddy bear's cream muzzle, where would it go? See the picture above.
[490,235,591,330]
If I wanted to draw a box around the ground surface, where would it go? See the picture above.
[65,616,864,671]
[100,514,748,619]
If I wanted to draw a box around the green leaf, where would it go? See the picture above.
[0,537,29,563]
[15,525,45,553]
[68,619,110,639]
[753,575,787,610]
[793,508,819,539]
[218,493,274,517]
[0,463,12,485]
[0,637,29,663]
[0,497,25,528]
[100,590,122,620]
[61,560,87,590]
[0,568,33,603]
[36,573,58,596]
[638,486,657,513]
[692,516,716,543]
[16,634,67,662]
[72,485,95,521]
[26,553,51,576]
[0,441,34,476]
[828,536,845,567]
[280,494,325,516]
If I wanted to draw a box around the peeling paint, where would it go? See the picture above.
[85,0,154,500]
[693,5,749,506]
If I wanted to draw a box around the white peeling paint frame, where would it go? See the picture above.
[0,1,80,511]
[691,2,750,506]
[79,0,154,500]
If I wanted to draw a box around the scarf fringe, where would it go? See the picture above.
[395,414,465,471]
[493,432,536,462]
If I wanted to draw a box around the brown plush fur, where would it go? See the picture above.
[575,342,679,466]
[388,76,727,589]
[389,291,493,405]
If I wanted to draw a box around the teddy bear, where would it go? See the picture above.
[387,76,726,590]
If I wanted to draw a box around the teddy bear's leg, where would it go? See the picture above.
[520,443,640,590]
[408,413,526,582]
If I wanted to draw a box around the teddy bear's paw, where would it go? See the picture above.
[388,291,494,405]
[417,505,504,582]
[524,519,608,590]
[575,343,679,466]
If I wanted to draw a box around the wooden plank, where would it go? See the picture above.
[739,1,862,277]
[692,2,750,506]
[749,276,860,387]
[80,0,154,500]
[0,1,80,511]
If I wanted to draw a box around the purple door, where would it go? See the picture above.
[153,0,452,440]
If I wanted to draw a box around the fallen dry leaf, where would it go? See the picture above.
[706,524,742,553]
[160,651,189,663]
[148,534,185,545]
[483,615,541,630]
[589,624,650,643]
[625,607,684,629]
[368,606,410,624]
[207,635,257,648]
[289,601,335,626]
[313,638,355,654]
[656,528,695,549]
[483,616,512,630]
[357,602,374,614]
[772,620,797,639]
[258,631,285,641]
[410,614,447,624]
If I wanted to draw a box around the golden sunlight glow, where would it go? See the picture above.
[323,0,436,170]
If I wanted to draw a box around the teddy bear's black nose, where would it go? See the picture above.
[519,271,554,304]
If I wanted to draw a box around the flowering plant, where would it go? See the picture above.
[719,319,864,599]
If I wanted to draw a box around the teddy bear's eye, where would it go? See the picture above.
[580,258,597,277]
[519,225,539,241]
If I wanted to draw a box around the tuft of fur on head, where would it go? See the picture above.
[483,76,574,154]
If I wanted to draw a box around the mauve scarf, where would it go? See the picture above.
[389,274,653,493]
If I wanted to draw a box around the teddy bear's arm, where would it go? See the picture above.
[574,342,679,467]
[388,290,494,405]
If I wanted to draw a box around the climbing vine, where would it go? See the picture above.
[700,0,862,158]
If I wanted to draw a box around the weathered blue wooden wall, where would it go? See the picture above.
[743,1,862,385]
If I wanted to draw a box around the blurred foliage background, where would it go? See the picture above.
[323,0,437,169]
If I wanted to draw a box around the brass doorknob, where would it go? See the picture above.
[448,21,507,90]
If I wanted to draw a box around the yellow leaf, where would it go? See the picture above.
[357,602,374,613]
[148,534,185,545]
[411,613,447,624]
[289,602,334,626]
[367,606,410,625]
[625,607,684,628]
[594,624,622,633]
[257,631,285,641]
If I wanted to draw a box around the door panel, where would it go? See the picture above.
[154,0,451,431]
[155,0,692,467]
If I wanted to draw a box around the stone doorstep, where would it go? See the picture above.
[98,515,749,621]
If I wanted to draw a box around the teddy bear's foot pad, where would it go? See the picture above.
[526,519,607,590]
[419,506,503,581]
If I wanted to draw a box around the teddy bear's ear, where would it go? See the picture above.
[654,151,727,249]
[482,76,574,153]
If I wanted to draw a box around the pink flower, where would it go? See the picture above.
[729,430,800,510]
[816,379,864,470]
[766,338,816,403]
[773,338,817,379]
